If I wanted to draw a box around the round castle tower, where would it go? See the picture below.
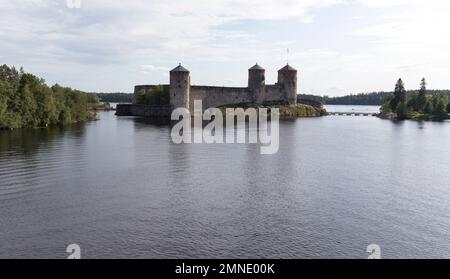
[248,63,266,105]
[278,64,298,105]
[170,64,190,109]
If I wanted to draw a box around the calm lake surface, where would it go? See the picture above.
[1,106,450,259]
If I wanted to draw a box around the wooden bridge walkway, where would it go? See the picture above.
[327,112,378,117]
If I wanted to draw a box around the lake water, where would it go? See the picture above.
[324,105,380,113]
[1,106,450,259]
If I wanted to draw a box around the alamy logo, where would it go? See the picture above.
[367,244,381,259]
[171,100,280,155]
[66,0,81,9]
[66,244,81,259]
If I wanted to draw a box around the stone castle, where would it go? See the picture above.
[136,63,297,108]
[117,63,299,117]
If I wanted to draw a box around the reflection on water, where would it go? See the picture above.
[0,124,85,155]
[1,108,450,259]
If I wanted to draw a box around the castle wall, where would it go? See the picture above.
[189,86,252,109]
[264,84,285,103]
[131,84,289,111]
[119,64,298,118]
[116,104,171,117]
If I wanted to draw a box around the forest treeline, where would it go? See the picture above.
[381,78,449,120]
[0,65,98,129]
[304,90,450,106]
[93,93,134,103]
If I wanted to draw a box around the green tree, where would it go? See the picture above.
[19,84,38,127]
[433,93,448,116]
[390,78,406,111]
[380,95,393,113]
[0,65,95,129]
[417,78,427,113]
[424,99,434,114]
[86,94,100,104]
[396,101,408,119]
[407,92,418,111]
[0,81,9,126]
[34,84,57,126]
[136,85,169,105]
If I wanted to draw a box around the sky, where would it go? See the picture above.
[0,0,450,96]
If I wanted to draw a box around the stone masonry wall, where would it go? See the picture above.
[123,84,288,118]
[189,86,252,108]
[264,84,284,102]
[116,104,171,117]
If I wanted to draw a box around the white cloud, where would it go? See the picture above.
[1,0,449,94]
[140,65,170,75]
[351,0,450,90]
[0,0,344,91]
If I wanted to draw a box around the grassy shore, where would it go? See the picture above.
[216,102,326,120]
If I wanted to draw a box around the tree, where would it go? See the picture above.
[390,78,406,111]
[86,94,100,104]
[433,93,448,116]
[0,65,95,129]
[380,95,393,113]
[396,101,408,119]
[19,84,38,127]
[424,99,434,114]
[136,85,169,105]
[0,80,8,125]
[417,78,427,113]
[407,92,418,111]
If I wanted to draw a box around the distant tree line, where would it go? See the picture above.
[0,65,98,129]
[301,91,450,106]
[93,93,134,103]
[298,94,325,104]
[381,78,449,120]
[323,92,393,105]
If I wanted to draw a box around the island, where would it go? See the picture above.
[116,63,326,120]
[379,78,450,121]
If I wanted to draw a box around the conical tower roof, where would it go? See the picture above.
[170,64,189,72]
[249,63,265,71]
[278,64,297,72]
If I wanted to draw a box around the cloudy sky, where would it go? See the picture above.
[1,0,449,95]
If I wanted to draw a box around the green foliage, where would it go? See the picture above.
[407,92,418,111]
[94,93,133,103]
[279,104,323,119]
[321,89,450,106]
[380,95,393,113]
[381,78,449,120]
[417,78,427,112]
[0,65,95,129]
[298,94,325,104]
[136,85,169,105]
[324,92,392,106]
[86,94,100,104]
[433,93,448,116]
[424,99,434,114]
[396,101,408,119]
[390,79,406,111]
